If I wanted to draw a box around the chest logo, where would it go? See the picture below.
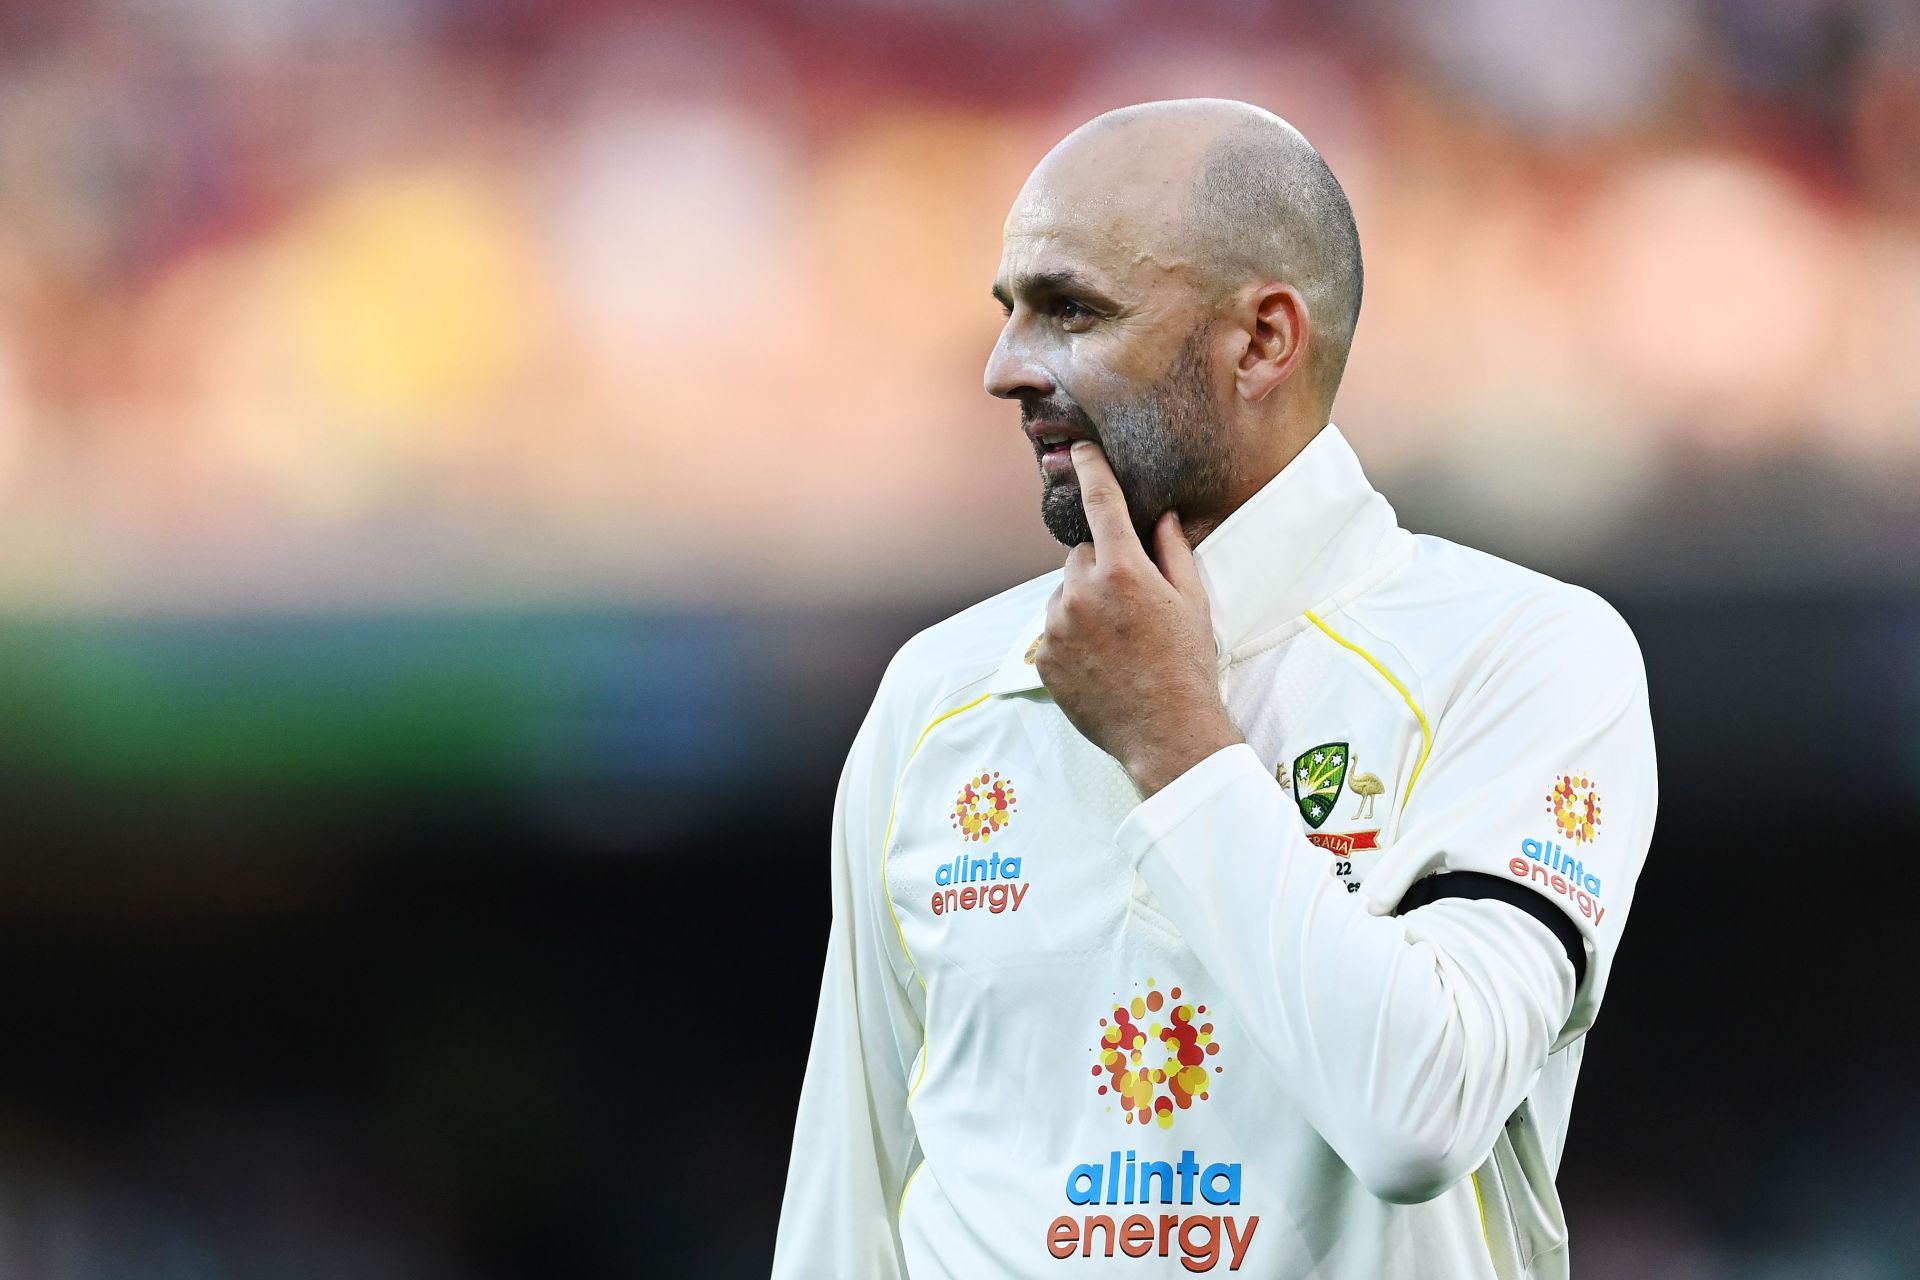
[1091,982,1224,1129]
[1286,743,1349,829]
[951,770,1018,843]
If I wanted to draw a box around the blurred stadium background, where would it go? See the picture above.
[0,0,1915,1276]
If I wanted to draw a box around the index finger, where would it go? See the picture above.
[1069,440,1143,560]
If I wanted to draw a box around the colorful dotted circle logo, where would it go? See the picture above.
[1547,773,1603,844]
[1090,980,1222,1128]
[951,770,1017,843]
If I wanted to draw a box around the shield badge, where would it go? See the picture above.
[1290,742,1349,829]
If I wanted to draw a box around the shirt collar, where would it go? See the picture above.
[986,423,1406,696]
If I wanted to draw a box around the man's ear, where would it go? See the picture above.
[1234,282,1310,405]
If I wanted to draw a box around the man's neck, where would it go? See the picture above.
[1182,416,1327,550]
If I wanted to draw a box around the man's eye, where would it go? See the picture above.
[1056,300,1095,326]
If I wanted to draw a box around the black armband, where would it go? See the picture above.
[1396,871,1587,989]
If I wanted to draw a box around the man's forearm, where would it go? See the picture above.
[1116,743,1576,1203]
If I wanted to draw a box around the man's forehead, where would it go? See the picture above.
[1007,118,1206,227]
[1002,172,1137,242]
[998,181,1193,282]
[996,223,1111,283]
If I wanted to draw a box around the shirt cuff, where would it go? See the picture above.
[1115,741,1271,869]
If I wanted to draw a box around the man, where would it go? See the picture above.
[773,99,1655,1279]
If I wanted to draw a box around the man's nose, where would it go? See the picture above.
[984,329,1056,400]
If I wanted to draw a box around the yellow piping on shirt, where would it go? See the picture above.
[1303,609,1433,811]
[880,691,992,985]
[878,691,994,1104]
[1471,1170,1490,1247]
[899,1159,927,1222]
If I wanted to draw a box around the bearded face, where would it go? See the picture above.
[1026,325,1232,548]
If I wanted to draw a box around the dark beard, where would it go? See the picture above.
[1035,327,1230,547]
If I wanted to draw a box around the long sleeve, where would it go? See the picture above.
[1117,743,1574,1204]
[773,684,926,1278]
[1115,591,1655,1205]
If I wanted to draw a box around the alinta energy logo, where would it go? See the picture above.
[1509,772,1608,926]
[1089,980,1223,1129]
[951,770,1016,842]
[1546,772,1602,844]
[1051,979,1257,1271]
[930,770,1031,919]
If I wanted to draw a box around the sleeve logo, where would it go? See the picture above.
[1546,773,1603,844]
[1514,773,1609,926]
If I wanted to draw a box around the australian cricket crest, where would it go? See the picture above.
[1289,742,1348,829]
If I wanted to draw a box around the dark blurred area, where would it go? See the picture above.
[0,588,1914,1278]
[1,0,1916,1276]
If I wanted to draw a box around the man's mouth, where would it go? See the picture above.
[1034,435,1095,478]
[1025,420,1095,467]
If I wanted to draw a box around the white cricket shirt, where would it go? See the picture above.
[774,424,1657,1279]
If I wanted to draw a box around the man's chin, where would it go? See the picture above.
[1039,474,1166,547]
[1041,490,1093,547]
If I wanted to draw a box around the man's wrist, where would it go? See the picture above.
[1124,717,1246,798]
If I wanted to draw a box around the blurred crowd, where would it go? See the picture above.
[1,0,1916,615]
[0,5,1917,1278]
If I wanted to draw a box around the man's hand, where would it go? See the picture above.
[1034,441,1245,797]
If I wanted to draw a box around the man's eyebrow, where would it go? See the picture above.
[991,269,1119,310]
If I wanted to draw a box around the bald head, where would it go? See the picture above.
[989,100,1366,545]
[1019,99,1363,410]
